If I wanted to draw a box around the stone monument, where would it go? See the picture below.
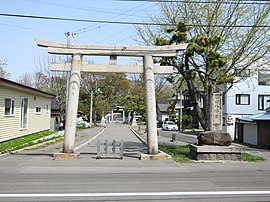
[189,87,242,161]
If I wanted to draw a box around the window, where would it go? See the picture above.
[258,69,270,85]
[236,94,250,105]
[4,99,15,116]
[35,106,41,114]
[258,95,270,110]
[236,69,250,78]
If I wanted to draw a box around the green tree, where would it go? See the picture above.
[80,72,132,121]
[34,54,69,124]
[136,1,270,130]
[17,72,33,86]
[155,75,174,104]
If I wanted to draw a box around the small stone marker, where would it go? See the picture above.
[171,133,176,142]
[97,139,123,159]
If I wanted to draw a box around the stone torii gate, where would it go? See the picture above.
[35,38,187,160]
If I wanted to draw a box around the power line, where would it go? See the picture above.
[1,13,270,28]
[111,34,137,45]
[86,4,156,44]
[116,0,270,5]
[95,27,133,44]
[24,0,146,18]
[84,2,154,45]
[72,2,151,35]
[0,22,30,30]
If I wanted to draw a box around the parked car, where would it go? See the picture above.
[162,121,179,131]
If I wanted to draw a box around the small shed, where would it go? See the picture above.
[236,107,270,148]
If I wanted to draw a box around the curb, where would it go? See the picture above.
[74,126,107,152]
[129,126,147,146]
[0,132,64,157]
[129,126,172,159]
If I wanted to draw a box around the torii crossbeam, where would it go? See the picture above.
[36,38,187,160]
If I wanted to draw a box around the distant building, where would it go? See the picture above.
[157,103,169,122]
[157,91,204,129]
[0,78,54,142]
[111,106,125,123]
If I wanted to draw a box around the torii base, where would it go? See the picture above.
[53,153,80,160]
[140,153,170,160]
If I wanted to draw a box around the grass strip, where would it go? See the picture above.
[159,145,266,163]
[0,131,56,154]
[159,145,192,163]
[241,152,265,162]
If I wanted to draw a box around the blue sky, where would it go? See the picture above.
[0,0,159,81]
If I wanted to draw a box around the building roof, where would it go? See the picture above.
[239,107,270,122]
[0,77,55,98]
[157,104,169,112]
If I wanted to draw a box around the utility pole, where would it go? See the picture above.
[178,89,183,131]
[89,90,93,127]
[64,32,72,126]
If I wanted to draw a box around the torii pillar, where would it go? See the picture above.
[35,38,187,160]
[63,54,81,153]
[144,55,158,154]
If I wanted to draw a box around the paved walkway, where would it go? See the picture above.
[77,123,147,159]
[17,123,148,160]
[24,126,107,155]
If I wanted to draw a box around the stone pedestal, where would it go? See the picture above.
[140,153,170,160]
[189,144,242,161]
[53,153,80,160]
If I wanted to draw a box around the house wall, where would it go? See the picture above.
[224,77,270,115]
[223,68,270,136]
[0,85,51,142]
[223,114,242,139]
[243,123,257,145]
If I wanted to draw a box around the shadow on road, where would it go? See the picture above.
[10,152,54,157]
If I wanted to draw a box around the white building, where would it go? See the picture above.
[0,78,54,142]
[223,67,270,139]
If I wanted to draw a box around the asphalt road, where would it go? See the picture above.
[158,129,198,144]
[0,125,270,201]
